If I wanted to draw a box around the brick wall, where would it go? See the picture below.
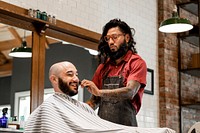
[158,0,200,133]
[158,0,180,131]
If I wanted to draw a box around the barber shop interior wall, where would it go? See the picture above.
[10,57,32,116]
[0,76,11,105]
[3,0,158,128]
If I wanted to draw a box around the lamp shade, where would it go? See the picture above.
[159,11,193,33]
[9,41,32,58]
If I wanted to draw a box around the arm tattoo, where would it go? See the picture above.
[100,80,141,100]
[87,95,100,109]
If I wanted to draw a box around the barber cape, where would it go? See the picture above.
[25,92,175,133]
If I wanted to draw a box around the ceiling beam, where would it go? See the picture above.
[0,39,17,50]
[8,27,22,45]
[0,59,12,77]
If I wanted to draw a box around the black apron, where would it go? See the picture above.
[98,63,138,126]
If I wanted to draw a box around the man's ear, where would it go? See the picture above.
[50,75,57,83]
[125,34,130,43]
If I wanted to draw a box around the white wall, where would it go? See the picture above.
[2,0,159,128]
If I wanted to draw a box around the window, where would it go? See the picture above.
[14,87,83,121]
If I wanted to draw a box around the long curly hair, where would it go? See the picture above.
[98,18,137,64]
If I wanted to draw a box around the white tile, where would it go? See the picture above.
[2,0,158,128]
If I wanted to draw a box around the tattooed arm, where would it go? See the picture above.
[81,79,141,100]
[86,95,100,109]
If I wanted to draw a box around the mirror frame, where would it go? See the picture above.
[0,1,100,112]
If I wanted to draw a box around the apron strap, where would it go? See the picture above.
[119,61,126,78]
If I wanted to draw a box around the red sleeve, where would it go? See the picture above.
[128,57,147,113]
[92,64,105,89]
[127,58,147,87]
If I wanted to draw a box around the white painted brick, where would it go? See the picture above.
[2,0,159,128]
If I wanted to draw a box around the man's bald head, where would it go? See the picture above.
[49,61,75,78]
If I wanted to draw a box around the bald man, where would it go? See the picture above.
[25,61,97,132]
[24,61,175,133]
[48,61,80,96]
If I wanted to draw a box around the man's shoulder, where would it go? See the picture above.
[129,53,145,62]
[130,53,141,58]
[126,53,147,69]
[95,63,106,72]
[30,96,55,113]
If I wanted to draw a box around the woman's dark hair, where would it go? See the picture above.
[98,18,137,64]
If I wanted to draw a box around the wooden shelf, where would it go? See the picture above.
[189,53,200,68]
[0,128,23,133]
[0,1,100,49]
[181,68,200,78]
[181,101,200,110]
[181,53,200,78]
[179,25,199,47]
[178,0,198,16]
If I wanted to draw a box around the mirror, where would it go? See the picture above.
[0,23,99,121]
[0,23,32,121]
[0,1,100,122]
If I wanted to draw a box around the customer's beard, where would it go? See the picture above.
[58,77,78,96]
[108,41,128,61]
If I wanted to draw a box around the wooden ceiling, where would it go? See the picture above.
[0,23,62,77]
[0,20,100,78]
[0,24,25,77]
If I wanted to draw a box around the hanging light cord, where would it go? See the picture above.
[23,30,26,42]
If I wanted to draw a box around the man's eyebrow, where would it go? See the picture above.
[66,71,78,75]
[66,70,73,74]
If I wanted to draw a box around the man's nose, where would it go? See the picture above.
[73,75,79,82]
[107,38,115,45]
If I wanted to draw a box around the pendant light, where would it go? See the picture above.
[9,30,32,58]
[159,6,193,33]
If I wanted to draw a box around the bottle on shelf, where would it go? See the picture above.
[48,15,53,23]
[36,9,41,19]
[41,11,47,21]
[19,116,25,130]
[0,108,8,128]
[28,8,34,17]
[52,15,56,25]
[8,116,20,129]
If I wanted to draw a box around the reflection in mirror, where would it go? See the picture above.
[0,23,32,122]
[14,88,54,121]
[10,35,99,120]
[8,30,32,58]
[43,36,99,103]
[0,21,100,122]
